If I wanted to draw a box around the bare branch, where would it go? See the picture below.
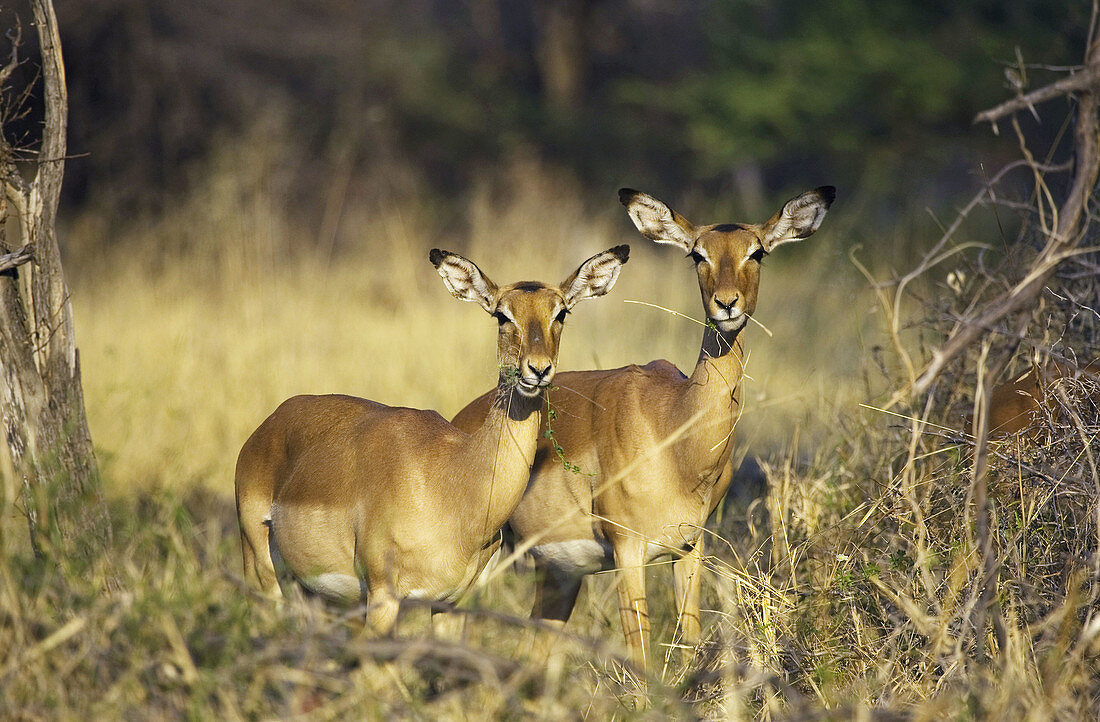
[0,244,32,272]
[0,21,21,88]
[916,245,1095,392]
[975,63,1100,126]
[914,36,1100,394]
[30,0,66,207]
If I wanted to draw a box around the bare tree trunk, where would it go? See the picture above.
[534,0,591,113]
[0,0,109,557]
[731,161,766,219]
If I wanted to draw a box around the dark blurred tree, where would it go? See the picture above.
[535,0,597,112]
[49,0,1093,235]
[56,0,539,221]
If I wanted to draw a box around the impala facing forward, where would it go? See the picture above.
[453,186,835,671]
[235,245,628,633]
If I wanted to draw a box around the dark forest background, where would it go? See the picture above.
[2,0,1088,247]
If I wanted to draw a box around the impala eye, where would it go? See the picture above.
[554,308,569,324]
[749,246,767,264]
[688,249,707,265]
[493,311,512,326]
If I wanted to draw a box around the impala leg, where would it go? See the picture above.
[673,541,704,661]
[532,563,583,625]
[238,515,281,598]
[431,606,466,641]
[365,592,400,636]
[239,526,259,584]
[614,540,650,704]
[530,564,582,660]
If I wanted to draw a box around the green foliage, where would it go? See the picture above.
[55,0,1092,229]
[616,0,1086,182]
[543,398,595,477]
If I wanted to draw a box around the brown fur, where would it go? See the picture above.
[985,359,1100,438]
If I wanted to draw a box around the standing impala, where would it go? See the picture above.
[453,186,834,671]
[235,245,629,633]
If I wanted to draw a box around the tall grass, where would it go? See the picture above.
[69,153,871,494]
[4,146,1096,718]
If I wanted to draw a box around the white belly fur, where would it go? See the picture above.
[531,535,699,574]
[301,573,366,603]
[531,539,613,574]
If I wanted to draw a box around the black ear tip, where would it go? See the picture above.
[618,188,639,206]
[817,186,837,206]
[611,244,630,263]
[428,248,447,267]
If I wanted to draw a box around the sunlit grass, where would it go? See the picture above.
[26,156,1095,719]
[70,160,873,494]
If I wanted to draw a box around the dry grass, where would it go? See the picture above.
[69,154,870,494]
[3,150,1097,719]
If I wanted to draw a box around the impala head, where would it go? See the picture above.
[430,246,629,397]
[619,186,835,334]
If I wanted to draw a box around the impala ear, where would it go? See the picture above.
[560,245,630,308]
[618,188,696,252]
[429,249,498,313]
[758,186,836,252]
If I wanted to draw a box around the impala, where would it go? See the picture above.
[452,186,835,671]
[986,358,1099,438]
[234,245,629,633]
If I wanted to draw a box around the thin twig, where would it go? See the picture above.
[624,299,706,327]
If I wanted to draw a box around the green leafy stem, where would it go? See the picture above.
[543,392,595,477]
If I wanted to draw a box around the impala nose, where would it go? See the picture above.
[527,361,554,383]
[713,293,740,313]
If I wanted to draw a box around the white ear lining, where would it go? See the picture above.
[561,245,630,307]
[761,187,835,251]
[619,189,695,251]
[430,250,497,312]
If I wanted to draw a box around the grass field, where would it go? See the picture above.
[3,157,1098,719]
[71,163,874,495]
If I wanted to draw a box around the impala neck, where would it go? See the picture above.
[462,369,544,538]
[680,324,745,460]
